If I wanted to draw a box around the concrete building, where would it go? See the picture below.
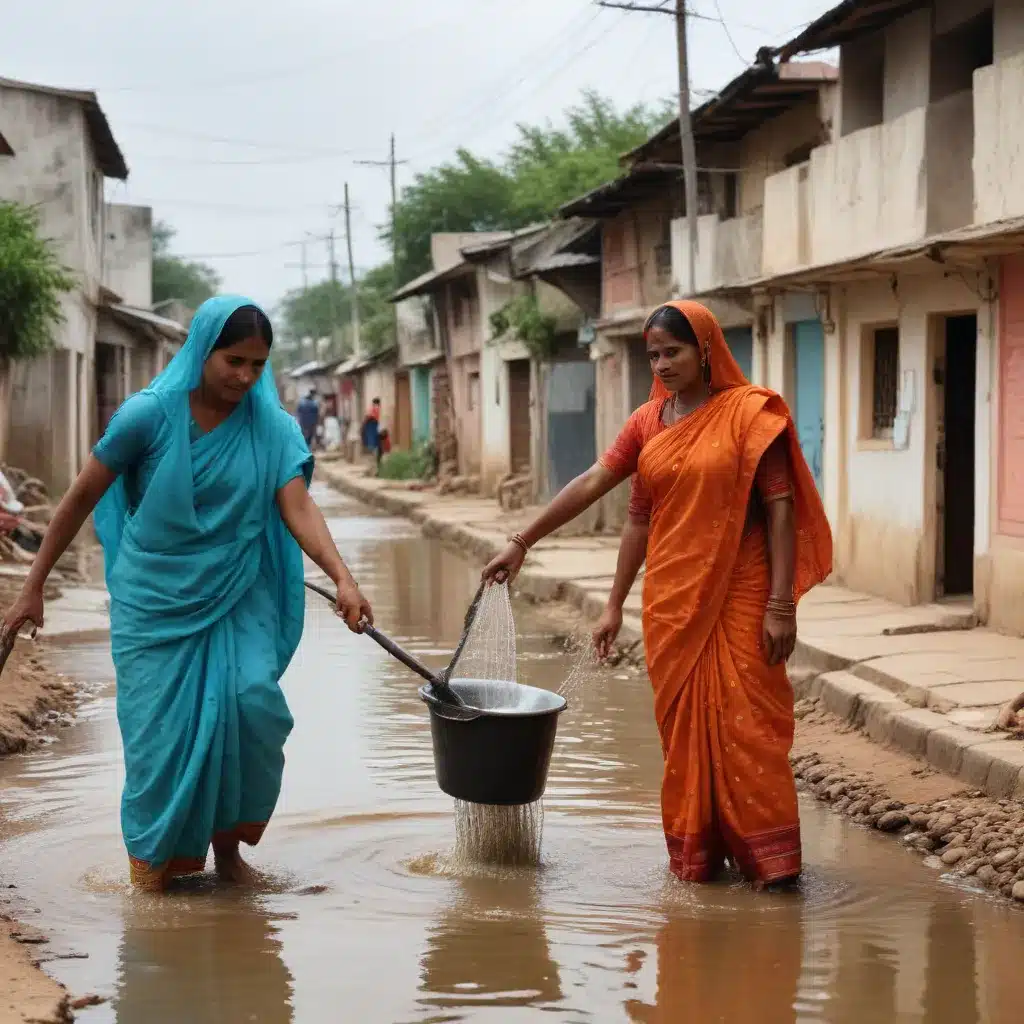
[560,58,837,528]
[675,0,1024,636]
[390,232,517,479]
[394,292,443,449]
[0,78,184,489]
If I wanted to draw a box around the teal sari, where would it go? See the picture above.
[93,296,311,886]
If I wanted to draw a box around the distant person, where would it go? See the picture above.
[2,297,373,891]
[296,389,320,449]
[361,397,382,461]
[483,300,832,889]
[322,395,342,451]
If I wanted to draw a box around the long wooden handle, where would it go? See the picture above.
[304,579,438,683]
[303,579,467,705]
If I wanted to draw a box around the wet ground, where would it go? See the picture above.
[0,487,1022,1023]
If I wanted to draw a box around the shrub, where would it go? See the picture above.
[0,202,75,361]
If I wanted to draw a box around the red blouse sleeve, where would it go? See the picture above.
[755,435,793,502]
[628,475,652,522]
[599,409,645,477]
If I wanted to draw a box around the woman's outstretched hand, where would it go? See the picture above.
[3,584,44,642]
[481,541,527,585]
[762,609,796,665]
[336,579,372,633]
[593,603,623,661]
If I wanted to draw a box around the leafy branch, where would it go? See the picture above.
[489,293,557,360]
[0,202,75,361]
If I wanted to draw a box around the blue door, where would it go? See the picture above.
[793,319,825,491]
[546,361,596,496]
[724,326,753,381]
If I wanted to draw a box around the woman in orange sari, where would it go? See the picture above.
[483,300,831,885]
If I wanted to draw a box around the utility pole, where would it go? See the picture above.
[327,228,340,359]
[356,133,408,289]
[300,239,308,290]
[343,182,361,359]
[596,0,699,293]
[675,0,698,295]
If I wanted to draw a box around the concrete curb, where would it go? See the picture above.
[323,466,1024,803]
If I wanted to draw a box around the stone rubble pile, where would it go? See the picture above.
[0,465,48,563]
[793,698,1024,905]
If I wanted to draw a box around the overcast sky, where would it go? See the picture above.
[3,0,831,311]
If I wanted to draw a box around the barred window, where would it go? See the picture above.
[872,327,899,438]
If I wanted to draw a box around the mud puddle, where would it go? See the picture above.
[0,487,1021,1022]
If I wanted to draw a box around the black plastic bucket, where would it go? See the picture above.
[419,679,567,805]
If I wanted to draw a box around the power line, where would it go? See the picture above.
[118,121,373,159]
[403,2,601,158]
[709,0,748,64]
[410,6,625,163]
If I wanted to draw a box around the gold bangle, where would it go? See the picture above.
[510,533,529,555]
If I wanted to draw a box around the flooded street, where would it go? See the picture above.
[1,487,1022,1023]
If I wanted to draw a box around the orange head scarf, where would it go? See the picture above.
[644,300,748,402]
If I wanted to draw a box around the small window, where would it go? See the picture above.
[654,216,672,278]
[871,327,899,439]
[722,172,738,220]
[467,371,480,412]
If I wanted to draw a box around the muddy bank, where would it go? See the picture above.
[1,604,84,1021]
[1,641,77,1023]
[0,916,71,1024]
[791,696,1024,905]
[0,644,78,758]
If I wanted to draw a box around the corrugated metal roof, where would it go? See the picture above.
[389,260,473,302]
[104,302,187,340]
[625,59,837,161]
[0,77,128,179]
[558,166,676,219]
[459,224,547,260]
[777,0,931,60]
[529,252,600,272]
[288,360,326,379]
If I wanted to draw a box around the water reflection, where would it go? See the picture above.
[419,873,562,1013]
[1,493,1024,1023]
[625,903,803,1023]
[111,890,293,1024]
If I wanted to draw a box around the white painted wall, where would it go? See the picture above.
[809,107,928,266]
[670,212,763,295]
[974,53,1024,223]
[103,204,152,307]
[476,263,520,494]
[762,164,809,275]
[830,272,991,603]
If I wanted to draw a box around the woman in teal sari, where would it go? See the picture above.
[3,296,372,890]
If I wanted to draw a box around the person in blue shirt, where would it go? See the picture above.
[296,389,320,448]
[2,297,373,891]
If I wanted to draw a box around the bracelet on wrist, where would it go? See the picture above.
[510,533,530,555]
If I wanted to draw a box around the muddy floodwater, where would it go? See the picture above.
[1,486,1022,1023]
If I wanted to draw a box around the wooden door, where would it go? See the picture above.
[394,372,413,450]
[508,359,532,474]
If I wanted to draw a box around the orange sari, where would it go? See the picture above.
[602,301,832,883]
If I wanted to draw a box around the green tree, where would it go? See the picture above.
[389,150,516,284]
[386,92,669,281]
[507,91,671,222]
[0,201,75,361]
[278,264,397,360]
[152,221,220,310]
[278,279,352,347]
[359,263,397,356]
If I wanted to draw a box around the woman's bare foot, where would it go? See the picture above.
[213,845,261,886]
